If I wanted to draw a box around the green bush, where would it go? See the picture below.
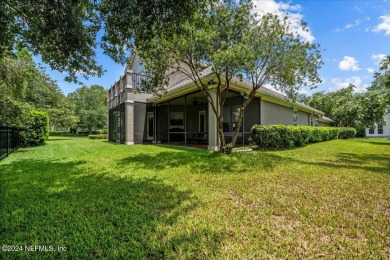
[337,127,357,139]
[354,124,366,137]
[49,131,70,136]
[88,134,108,139]
[250,125,356,150]
[49,131,88,137]
[20,110,49,147]
[91,129,108,134]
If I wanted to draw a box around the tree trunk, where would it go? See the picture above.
[228,108,245,153]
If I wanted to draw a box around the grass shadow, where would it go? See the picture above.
[365,140,390,146]
[117,148,291,174]
[47,138,74,142]
[0,158,222,258]
[296,152,390,174]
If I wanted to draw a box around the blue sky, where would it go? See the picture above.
[35,0,389,96]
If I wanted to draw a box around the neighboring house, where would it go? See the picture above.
[366,113,390,138]
[107,54,333,150]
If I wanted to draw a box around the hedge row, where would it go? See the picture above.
[338,127,357,139]
[50,130,107,136]
[50,131,88,136]
[88,134,108,139]
[250,125,356,149]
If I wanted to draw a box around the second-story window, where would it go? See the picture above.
[137,75,142,90]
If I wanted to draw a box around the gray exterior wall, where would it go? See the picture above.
[318,121,329,127]
[261,100,313,126]
[297,111,310,126]
[261,100,295,125]
[244,98,261,132]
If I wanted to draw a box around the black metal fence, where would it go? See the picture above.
[0,126,20,160]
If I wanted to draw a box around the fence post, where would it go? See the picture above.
[0,125,20,160]
[6,125,9,157]
[16,127,19,150]
[12,127,15,151]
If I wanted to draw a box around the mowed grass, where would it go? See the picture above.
[0,137,389,259]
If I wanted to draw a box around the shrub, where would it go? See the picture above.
[250,125,356,150]
[338,127,357,139]
[49,131,70,136]
[354,124,366,137]
[49,131,88,137]
[91,129,108,134]
[88,134,108,139]
[20,110,49,147]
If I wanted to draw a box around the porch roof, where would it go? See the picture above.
[148,71,332,119]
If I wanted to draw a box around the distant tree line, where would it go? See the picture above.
[0,49,107,145]
[299,56,390,136]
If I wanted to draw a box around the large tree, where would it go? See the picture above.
[137,2,322,152]
[68,85,107,133]
[368,55,390,107]
[1,0,213,82]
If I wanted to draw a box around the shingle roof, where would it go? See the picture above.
[167,67,213,92]
[164,69,329,117]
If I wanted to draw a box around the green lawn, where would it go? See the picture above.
[1,137,389,259]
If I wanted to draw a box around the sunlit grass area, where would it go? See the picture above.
[1,137,389,258]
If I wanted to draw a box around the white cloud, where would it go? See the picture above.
[367,68,375,73]
[372,15,390,35]
[345,19,362,29]
[335,19,362,32]
[252,0,315,43]
[353,6,363,13]
[329,76,368,92]
[339,56,360,71]
[371,53,386,65]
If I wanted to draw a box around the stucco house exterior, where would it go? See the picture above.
[107,54,333,150]
[366,113,390,138]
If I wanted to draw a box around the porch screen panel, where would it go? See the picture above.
[108,103,125,144]
[169,96,185,144]
[186,92,208,145]
[156,102,169,143]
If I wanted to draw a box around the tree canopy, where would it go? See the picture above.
[0,0,213,82]
[302,55,389,136]
[301,84,387,136]
[68,85,107,133]
[368,55,390,107]
[1,0,103,82]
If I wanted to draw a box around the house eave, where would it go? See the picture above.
[230,80,326,116]
[147,73,329,118]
